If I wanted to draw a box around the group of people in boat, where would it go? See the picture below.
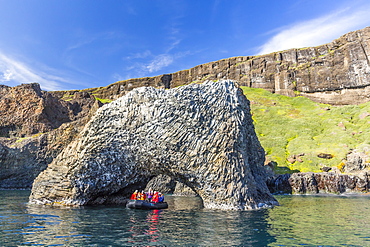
[130,189,165,203]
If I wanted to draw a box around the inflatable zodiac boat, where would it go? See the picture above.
[126,200,168,210]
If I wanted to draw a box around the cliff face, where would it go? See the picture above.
[29,80,278,210]
[0,83,101,188]
[71,26,370,105]
[268,172,370,194]
[0,83,99,138]
[0,83,69,138]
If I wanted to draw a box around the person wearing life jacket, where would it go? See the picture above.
[138,190,146,200]
[158,193,164,202]
[152,191,159,203]
[146,189,154,202]
[130,190,138,200]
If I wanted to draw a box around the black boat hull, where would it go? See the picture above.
[126,200,168,210]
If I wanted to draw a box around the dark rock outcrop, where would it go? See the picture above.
[144,174,177,194]
[268,172,370,194]
[0,83,101,188]
[344,149,370,173]
[0,83,70,138]
[29,80,278,210]
[0,83,100,138]
[144,175,198,196]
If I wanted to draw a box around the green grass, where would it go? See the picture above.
[241,86,370,173]
[94,97,113,104]
[61,93,74,101]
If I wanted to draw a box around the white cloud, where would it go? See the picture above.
[146,54,174,73]
[125,50,152,60]
[0,52,68,91]
[257,5,370,55]
[2,69,13,81]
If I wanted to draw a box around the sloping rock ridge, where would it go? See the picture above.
[29,80,278,210]
[60,26,370,105]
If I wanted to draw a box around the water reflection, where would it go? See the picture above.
[1,192,276,246]
[127,209,162,244]
[152,196,275,246]
[267,195,370,246]
[23,205,91,246]
[166,195,204,210]
[11,191,370,246]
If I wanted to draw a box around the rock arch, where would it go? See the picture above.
[29,80,278,210]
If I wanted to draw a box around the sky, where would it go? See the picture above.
[1,0,370,91]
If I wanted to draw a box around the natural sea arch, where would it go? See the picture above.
[29,80,278,210]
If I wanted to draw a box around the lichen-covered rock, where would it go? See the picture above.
[344,148,370,173]
[29,80,278,210]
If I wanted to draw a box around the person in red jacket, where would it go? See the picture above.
[130,190,138,200]
[152,191,159,203]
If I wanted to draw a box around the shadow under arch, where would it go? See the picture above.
[144,174,204,203]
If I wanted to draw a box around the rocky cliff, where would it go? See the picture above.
[0,83,101,188]
[268,172,370,194]
[58,26,370,105]
[29,80,278,210]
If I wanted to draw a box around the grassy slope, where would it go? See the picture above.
[241,87,370,173]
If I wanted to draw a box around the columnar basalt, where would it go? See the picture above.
[267,172,370,194]
[29,80,278,210]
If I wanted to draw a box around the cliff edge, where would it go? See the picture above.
[62,26,370,105]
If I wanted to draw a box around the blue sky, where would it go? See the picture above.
[1,0,370,91]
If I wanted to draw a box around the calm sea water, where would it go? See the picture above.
[1,190,370,246]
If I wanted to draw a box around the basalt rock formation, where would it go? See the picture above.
[144,174,198,196]
[29,80,278,210]
[268,172,370,194]
[60,26,370,105]
[267,148,370,195]
[0,83,101,188]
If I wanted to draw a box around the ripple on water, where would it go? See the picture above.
[2,191,370,246]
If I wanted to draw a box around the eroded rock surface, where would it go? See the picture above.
[268,172,370,194]
[144,174,198,196]
[29,80,278,210]
[0,83,101,188]
[344,148,370,173]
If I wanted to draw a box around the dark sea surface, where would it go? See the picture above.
[1,190,370,246]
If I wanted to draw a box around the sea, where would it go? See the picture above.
[1,190,370,246]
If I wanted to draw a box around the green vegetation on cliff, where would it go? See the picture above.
[94,97,113,104]
[241,87,370,173]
